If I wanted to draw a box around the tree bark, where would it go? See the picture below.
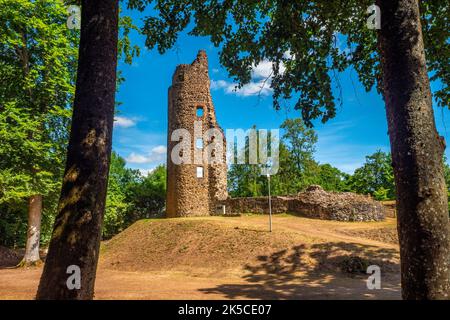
[377,0,450,299]
[36,0,119,300]
[19,195,42,266]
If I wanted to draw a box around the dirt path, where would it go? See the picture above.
[0,267,400,300]
[217,215,399,249]
[0,215,401,300]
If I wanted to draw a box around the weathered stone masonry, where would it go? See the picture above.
[217,185,386,222]
[166,50,228,217]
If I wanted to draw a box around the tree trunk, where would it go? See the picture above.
[19,195,42,266]
[377,0,450,299]
[36,0,119,300]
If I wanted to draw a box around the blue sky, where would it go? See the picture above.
[113,10,450,176]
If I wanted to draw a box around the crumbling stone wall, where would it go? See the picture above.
[291,185,385,221]
[215,196,290,215]
[166,50,228,217]
[380,200,396,218]
[218,185,385,221]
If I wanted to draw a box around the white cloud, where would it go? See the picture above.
[251,60,275,79]
[251,59,286,79]
[114,116,137,128]
[211,76,273,97]
[226,80,273,97]
[211,79,273,97]
[126,153,149,164]
[210,79,228,90]
[125,145,167,164]
[210,58,286,97]
[152,145,167,154]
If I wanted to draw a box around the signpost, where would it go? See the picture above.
[267,173,272,232]
[263,159,274,233]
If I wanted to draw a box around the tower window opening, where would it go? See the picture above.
[196,138,203,149]
[196,106,204,117]
[196,166,204,178]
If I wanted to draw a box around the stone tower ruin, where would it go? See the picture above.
[166,50,228,217]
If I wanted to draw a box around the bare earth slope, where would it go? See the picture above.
[0,215,401,299]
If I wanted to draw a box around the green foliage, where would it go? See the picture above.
[129,0,448,123]
[228,159,264,197]
[317,163,349,192]
[118,14,141,65]
[279,118,319,191]
[0,200,27,247]
[0,0,78,200]
[228,126,279,197]
[419,1,450,108]
[0,103,69,202]
[442,159,450,213]
[125,164,167,223]
[347,150,395,200]
[103,152,140,239]
[0,1,141,246]
[227,120,398,200]
[228,118,349,197]
[0,0,78,246]
[103,154,167,239]
[0,193,57,247]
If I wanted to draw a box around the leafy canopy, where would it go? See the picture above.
[0,0,78,202]
[127,0,449,125]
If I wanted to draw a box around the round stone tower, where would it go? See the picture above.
[166,50,228,217]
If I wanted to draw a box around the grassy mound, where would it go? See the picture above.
[100,217,399,275]
[100,218,303,274]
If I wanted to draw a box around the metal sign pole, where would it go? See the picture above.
[267,174,272,232]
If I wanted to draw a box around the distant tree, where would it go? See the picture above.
[125,165,167,223]
[0,0,140,259]
[228,162,264,197]
[227,130,265,197]
[0,201,27,248]
[280,118,319,192]
[281,118,317,171]
[103,152,140,239]
[317,164,349,192]
[442,159,450,214]
[104,155,167,239]
[348,151,395,200]
[228,120,321,197]
[266,142,297,195]
[0,0,78,265]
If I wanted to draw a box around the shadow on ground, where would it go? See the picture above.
[199,242,401,299]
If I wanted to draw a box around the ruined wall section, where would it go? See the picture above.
[216,186,385,222]
[166,50,228,217]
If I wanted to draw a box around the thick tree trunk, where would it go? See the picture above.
[377,0,450,299]
[36,0,119,300]
[19,195,42,266]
